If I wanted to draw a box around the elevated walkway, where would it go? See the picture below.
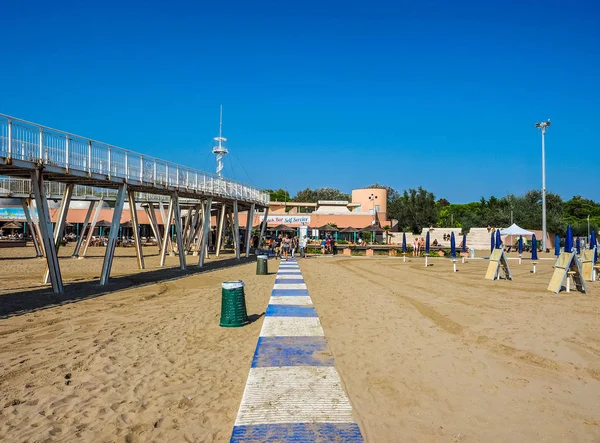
[0,113,271,294]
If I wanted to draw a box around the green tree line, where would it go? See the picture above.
[267,186,600,236]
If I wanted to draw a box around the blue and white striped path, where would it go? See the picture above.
[230,258,363,442]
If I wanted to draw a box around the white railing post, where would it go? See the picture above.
[65,136,69,171]
[140,155,144,182]
[125,151,129,180]
[153,159,157,185]
[107,147,111,178]
[39,127,43,161]
[176,166,179,187]
[165,163,169,186]
[186,169,189,188]
[88,140,92,173]
[7,119,12,158]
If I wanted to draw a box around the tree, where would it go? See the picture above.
[293,187,350,202]
[391,187,438,233]
[266,188,290,202]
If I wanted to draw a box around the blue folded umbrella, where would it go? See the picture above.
[402,232,406,253]
[450,232,456,258]
[565,226,573,253]
[490,232,495,252]
[462,234,467,252]
[531,234,538,260]
[495,230,502,249]
[555,234,560,256]
[518,235,523,254]
[576,236,581,255]
[425,231,430,254]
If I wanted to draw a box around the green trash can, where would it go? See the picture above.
[256,255,268,275]
[219,281,249,327]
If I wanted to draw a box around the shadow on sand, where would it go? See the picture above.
[0,256,256,318]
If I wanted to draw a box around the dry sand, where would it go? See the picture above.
[0,245,274,442]
[301,255,600,442]
[1,247,599,442]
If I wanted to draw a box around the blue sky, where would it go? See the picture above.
[1,0,598,203]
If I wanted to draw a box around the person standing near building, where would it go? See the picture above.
[300,235,308,258]
[282,234,292,260]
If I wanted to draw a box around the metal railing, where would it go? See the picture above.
[0,114,269,206]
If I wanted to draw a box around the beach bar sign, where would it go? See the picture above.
[260,215,311,225]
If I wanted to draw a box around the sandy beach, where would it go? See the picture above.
[1,247,599,442]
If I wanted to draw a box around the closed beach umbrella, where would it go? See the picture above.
[564,226,573,253]
[531,234,538,260]
[495,230,501,249]
[591,230,597,263]
[402,232,407,253]
[518,235,523,254]
[450,232,456,258]
[425,231,430,254]
[576,236,581,255]
[490,232,495,252]
[462,233,467,253]
[555,234,560,256]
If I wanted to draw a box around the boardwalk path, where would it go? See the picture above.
[230,258,363,442]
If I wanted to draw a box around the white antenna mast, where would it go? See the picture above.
[212,104,228,177]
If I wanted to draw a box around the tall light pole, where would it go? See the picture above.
[535,119,551,252]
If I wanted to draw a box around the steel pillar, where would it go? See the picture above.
[215,204,226,257]
[159,201,173,253]
[99,184,127,285]
[43,183,74,284]
[159,196,175,267]
[73,200,96,257]
[30,170,63,294]
[258,207,269,251]
[172,192,186,270]
[128,191,145,269]
[145,203,163,253]
[82,197,104,258]
[199,198,213,267]
[245,203,255,258]
[21,198,42,257]
[233,200,241,259]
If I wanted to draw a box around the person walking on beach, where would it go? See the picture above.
[300,234,308,258]
[282,234,291,260]
[331,236,336,255]
[412,238,419,256]
[291,236,298,258]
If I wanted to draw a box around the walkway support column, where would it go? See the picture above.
[128,191,145,269]
[30,170,63,294]
[159,197,175,267]
[215,204,226,257]
[82,197,104,258]
[245,203,255,258]
[43,183,74,284]
[73,200,96,257]
[258,207,269,251]
[233,200,241,259]
[145,202,162,253]
[21,198,42,257]
[199,197,213,267]
[100,184,127,285]
[159,201,173,254]
[172,192,186,270]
